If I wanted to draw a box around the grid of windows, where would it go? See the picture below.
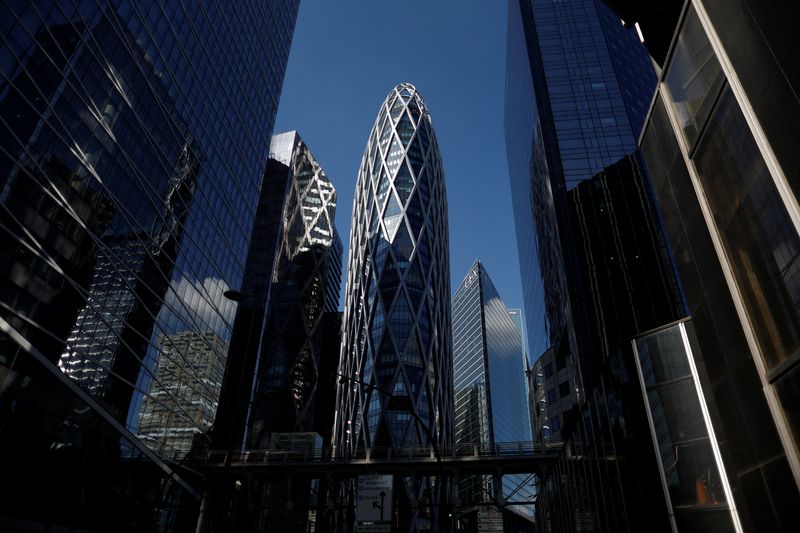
[452,261,534,515]
[245,132,343,448]
[0,0,298,526]
[506,1,680,531]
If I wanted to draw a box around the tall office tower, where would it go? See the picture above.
[452,262,534,525]
[334,83,453,531]
[246,131,343,447]
[0,1,299,530]
[603,1,800,530]
[209,132,343,532]
[505,0,684,530]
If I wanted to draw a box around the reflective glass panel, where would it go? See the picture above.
[664,5,726,149]
[693,87,800,376]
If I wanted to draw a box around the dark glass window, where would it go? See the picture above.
[544,362,554,379]
[559,380,571,398]
[693,87,800,379]
[547,388,557,403]
[664,5,726,149]
[556,351,567,370]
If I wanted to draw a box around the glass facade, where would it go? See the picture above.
[137,330,227,459]
[334,82,452,452]
[0,0,299,528]
[207,132,343,532]
[246,131,343,448]
[333,82,452,530]
[632,320,741,532]
[452,262,534,519]
[504,0,549,363]
[638,2,800,529]
[505,0,684,530]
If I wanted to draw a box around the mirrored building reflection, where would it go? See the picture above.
[0,0,299,529]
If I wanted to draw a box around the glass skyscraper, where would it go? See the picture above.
[0,1,299,529]
[137,330,228,459]
[334,82,453,531]
[245,130,342,448]
[605,0,800,529]
[452,261,534,521]
[505,0,684,530]
[214,130,343,533]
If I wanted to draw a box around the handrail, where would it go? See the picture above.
[186,441,561,466]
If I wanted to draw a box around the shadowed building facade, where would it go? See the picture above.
[214,131,343,533]
[0,1,299,529]
[505,0,684,530]
[334,82,453,532]
[245,131,343,450]
[603,0,800,530]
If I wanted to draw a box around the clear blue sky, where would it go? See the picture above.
[274,1,524,318]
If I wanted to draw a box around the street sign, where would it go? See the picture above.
[476,508,504,532]
[355,525,391,533]
[356,474,393,523]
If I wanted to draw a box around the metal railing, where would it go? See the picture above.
[188,441,559,467]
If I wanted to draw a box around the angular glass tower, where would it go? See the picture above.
[246,131,343,448]
[452,262,534,519]
[505,0,684,530]
[334,82,452,530]
[0,1,299,529]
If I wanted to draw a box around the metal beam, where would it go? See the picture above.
[190,443,560,479]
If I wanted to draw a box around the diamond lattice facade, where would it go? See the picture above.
[333,83,453,530]
[246,131,343,448]
[335,83,452,453]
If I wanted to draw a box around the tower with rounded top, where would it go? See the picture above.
[335,82,452,458]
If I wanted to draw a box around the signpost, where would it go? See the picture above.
[356,474,393,532]
[476,508,504,532]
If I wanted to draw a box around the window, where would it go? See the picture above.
[550,415,560,432]
[693,86,800,375]
[559,380,571,398]
[556,351,567,370]
[547,388,557,403]
[544,362,553,379]
[664,5,725,149]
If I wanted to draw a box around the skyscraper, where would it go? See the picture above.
[0,1,299,529]
[604,0,800,529]
[505,0,683,530]
[246,131,343,447]
[205,131,343,532]
[452,262,534,523]
[334,82,453,531]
